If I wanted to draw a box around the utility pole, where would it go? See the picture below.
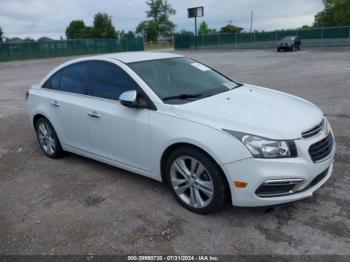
[195,16,198,36]
[250,11,254,33]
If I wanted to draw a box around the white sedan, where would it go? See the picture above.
[26,52,335,214]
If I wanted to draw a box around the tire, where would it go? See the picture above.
[165,146,228,214]
[277,48,280,52]
[35,118,63,158]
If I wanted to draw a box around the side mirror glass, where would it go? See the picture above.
[119,90,140,108]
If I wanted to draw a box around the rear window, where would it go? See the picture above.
[42,62,89,95]
[43,71,61,90]
[60,62,89,94]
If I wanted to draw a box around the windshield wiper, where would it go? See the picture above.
[162,93,202,101]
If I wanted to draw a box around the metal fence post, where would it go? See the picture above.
[73,40,77,55]
[9,42,13,60]
[235,33,237,49]
[320,27,324,47]
[253,32,256,49]
[28,41,33,58]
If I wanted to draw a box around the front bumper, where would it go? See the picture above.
[221,132,335,207]
[277,44,293,50]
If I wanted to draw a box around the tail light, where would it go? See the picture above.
[25,90,29,101]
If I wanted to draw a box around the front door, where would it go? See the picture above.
[86,61,151,173]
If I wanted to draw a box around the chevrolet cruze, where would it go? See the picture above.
[26,52,335,214]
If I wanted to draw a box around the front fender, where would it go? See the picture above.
[149,111,252,179]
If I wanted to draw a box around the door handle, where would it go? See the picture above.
[88,111,100,118]
[50,101,60,107]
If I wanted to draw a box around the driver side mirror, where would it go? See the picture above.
[119,90,145,108]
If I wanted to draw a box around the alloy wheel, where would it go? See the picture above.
[170,156,214,208]
[37,122,56,155]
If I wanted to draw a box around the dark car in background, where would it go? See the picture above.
[277,36,301,52]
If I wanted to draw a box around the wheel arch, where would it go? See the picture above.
[160,142,231,202]
[33,113,51,129]
[32,114,62,144]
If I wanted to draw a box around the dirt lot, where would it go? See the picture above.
[0,48,350,255]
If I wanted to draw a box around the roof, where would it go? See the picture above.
[97,51,183,63]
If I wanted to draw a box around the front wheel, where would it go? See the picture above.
[165,147,228,214]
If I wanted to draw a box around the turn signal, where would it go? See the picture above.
[234,181,248,188]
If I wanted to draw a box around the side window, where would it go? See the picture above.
[60,62,89,94]
[42,71,61,90]
[89,61,137,100]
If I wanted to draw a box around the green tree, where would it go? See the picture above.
[176,30,194,37]
[198,21,217,35]
[120,30,135,39]
[137,0,176,41]
[198,21,210,35]
[38,37,53,42]
[81,26,94,38]
[126,31,135,39]
[300,25,312,29]
[314,0,350,27]
[93,12,117,38]
[7,37,24,42]
[23,37,35,42]
[220,24,243,34]
[0,26,3,42]
[136,20,158,41]
[65,20,86,39]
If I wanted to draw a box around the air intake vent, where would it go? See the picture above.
[302,119,325,139]
[309,134,333,162]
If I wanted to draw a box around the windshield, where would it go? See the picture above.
[128,57,240,104]
[282,36,295,41]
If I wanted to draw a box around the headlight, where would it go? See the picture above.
[224,130,297,158]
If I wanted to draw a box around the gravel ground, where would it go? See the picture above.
[0,48,349,255]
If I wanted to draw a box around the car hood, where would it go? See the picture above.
[171,84,324,140]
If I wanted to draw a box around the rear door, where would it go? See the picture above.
[41,62,92,153]
[86,61,151,172]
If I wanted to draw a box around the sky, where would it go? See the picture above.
[0,0,325,40]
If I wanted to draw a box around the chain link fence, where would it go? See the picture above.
[175,26,350,50]
[0,38,144,62]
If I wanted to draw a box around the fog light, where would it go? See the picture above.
[234,181,248,188]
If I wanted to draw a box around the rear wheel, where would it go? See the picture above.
[35,118,63,158]
[165,147,227,214]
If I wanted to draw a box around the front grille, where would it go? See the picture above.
[308,133,333,162]
[302,119,325,139]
